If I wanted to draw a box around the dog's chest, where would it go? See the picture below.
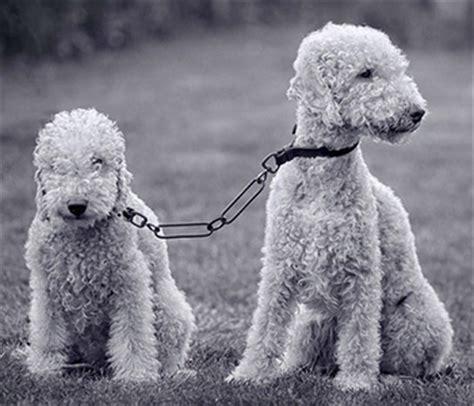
[268,164,371,313]
[269,200,350,313]
[43,230,124,333]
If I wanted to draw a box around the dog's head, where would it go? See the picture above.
[33,108,132,228]
[288,23,427,145]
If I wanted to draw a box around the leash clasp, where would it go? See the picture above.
[261,147,288,173]
[123,207,148,228]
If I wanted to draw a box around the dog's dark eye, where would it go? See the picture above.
[358,68,373,79]
[91,157,103,167]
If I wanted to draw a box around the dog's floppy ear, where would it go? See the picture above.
[287,70,329,109]
[287,69,343,129]
[34,169,49,221]
[115,159,133,212]
[287,35,344,129]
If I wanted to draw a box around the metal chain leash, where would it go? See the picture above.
[120,124,359,240]
[120,125,297,239]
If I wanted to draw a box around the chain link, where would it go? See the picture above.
[121,125,297,239]
[122,159,278,239]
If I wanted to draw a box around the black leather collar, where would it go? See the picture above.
[274,124,359,167]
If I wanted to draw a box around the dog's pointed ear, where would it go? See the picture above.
[34,169,49,221]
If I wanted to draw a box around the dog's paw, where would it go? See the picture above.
[333,371,378,392]
[26,349,65,377]
[379,374,404,390]
[112,362,161,382]
[160,358,187,378]
[11,345,29,362]
[112,359,161,383]
[225,372,256,384]
[225,371,244,384]
[226,366,281,385]
[112,369,160,383]
[169,368,196,384]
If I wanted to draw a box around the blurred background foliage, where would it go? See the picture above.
[0,0,472,59]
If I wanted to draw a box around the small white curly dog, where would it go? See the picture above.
[25,108,195,381]
[228,23,453,391]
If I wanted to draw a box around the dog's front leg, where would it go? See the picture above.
[108,259,160,382]
[227,256,297,383]
[26,266,69,376]
[333,247,383,392]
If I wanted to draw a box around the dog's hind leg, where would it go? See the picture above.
[373,179,453,377]
[380,284,453,377]
[152,273,195,376]
[132,201,196,375]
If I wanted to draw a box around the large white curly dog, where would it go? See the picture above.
[25,108,195,381]
[229,23,453,391]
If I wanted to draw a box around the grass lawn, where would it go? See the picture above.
[0,25,472,405]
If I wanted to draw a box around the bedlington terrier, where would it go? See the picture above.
[25,108,195,381]
[228,23,453,391]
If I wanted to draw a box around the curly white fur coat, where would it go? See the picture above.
[228,23,453,391]
[25,109,195,381]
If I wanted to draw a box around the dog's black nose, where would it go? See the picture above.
[68,200,88,217]
[410,109,425,124]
